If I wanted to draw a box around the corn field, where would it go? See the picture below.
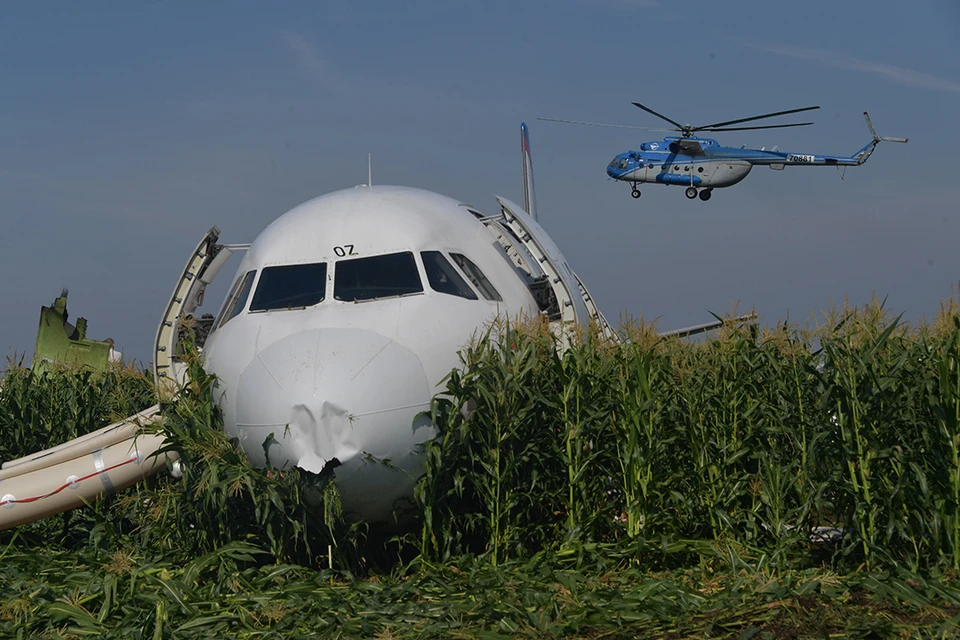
[419,299,960,573]
[2,298,960,637]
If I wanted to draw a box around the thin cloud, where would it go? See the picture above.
[280,30,337,88]
[752,43,960,96]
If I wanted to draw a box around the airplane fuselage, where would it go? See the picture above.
[200,187,557,521]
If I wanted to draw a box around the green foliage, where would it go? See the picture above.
[418,301,960,574]
[130,351,366,569]
[1,544,956,639]
[0,349,363,569]
[0,360,156,546]
[0,359,154,463]
[4,299,960,637]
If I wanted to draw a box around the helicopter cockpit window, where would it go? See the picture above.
[334,252,423,302]
[450,253,502,302]
[421,251,477,300]
[215,269,256,330]
[250,262,327,311]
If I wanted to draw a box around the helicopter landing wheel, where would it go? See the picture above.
[631,188,641,199]
[685,187,698,199]
[699,189,712,202]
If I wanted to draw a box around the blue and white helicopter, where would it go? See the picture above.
[539,102,907,202]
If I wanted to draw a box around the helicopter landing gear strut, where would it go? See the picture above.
[685,187,698,200]
[699,188,712,202]
[631,184,641,199]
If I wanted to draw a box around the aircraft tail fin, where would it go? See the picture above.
[521,122,538,221]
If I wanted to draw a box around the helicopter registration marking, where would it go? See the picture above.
[787,154,816,163]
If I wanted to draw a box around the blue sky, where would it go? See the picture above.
[2,1,959,364]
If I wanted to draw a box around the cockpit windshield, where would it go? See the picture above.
[334,252,423,302]
[214,269,256,329]
[450,253,502,301]
[421,251,477,300]
[249,262,327,311]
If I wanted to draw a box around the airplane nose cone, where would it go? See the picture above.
[234,328,435,520]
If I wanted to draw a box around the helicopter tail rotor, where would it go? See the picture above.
[853,112,908,165]
[864,111,908,143]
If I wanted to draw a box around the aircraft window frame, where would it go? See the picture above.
[214,269,256,330]
[450,252,502,302]
[249,262,328,312]
[334,251,424,302]
[420,251,478,300]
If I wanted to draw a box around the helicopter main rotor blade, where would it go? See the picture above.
[701,122,816,132]
[537,117,670,131]
[631,102,686,130]
[697,106,820,131]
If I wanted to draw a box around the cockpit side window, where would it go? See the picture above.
[215,269,256,330]
[250,262,327,312]
[334,251,423,302]
[450,253,502,302]
[421,251,477,300]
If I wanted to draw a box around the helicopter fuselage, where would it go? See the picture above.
[606,136,881,186]
[605,131,890,201]
[541,103,906,202]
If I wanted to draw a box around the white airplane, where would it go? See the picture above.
[154,123,625,521]
[0,122,743,531]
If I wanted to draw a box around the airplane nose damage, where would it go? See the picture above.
[234,328,435,520]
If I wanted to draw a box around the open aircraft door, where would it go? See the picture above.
[493,197,617,346]
[153,227,237,396]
